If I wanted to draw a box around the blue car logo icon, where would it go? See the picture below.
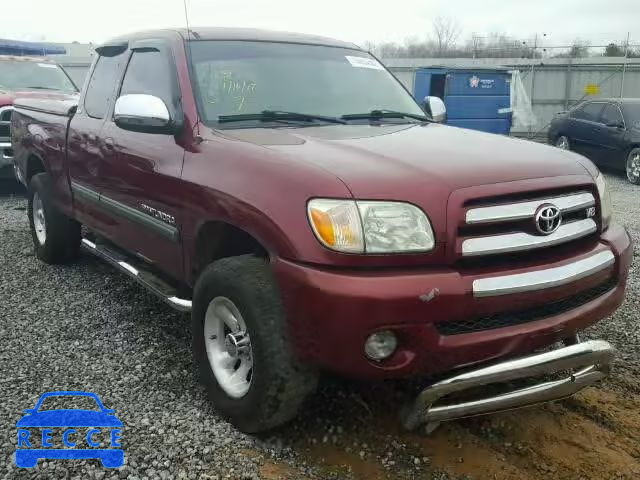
[15,391,123,468]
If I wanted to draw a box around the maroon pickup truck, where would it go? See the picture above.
[0,55,78,178]
[11,28,632,433]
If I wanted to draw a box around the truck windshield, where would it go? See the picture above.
[189,40,425,127]
[0,60,77,92]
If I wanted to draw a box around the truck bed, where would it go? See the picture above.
[12,94,79,217]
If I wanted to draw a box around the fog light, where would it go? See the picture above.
[364,330,398,361]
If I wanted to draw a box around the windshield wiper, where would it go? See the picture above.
[341,109,430,122]
[218,110,347,124]
[24,86,58,90]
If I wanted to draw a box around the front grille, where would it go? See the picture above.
[458,189,598,260]
[436,277,617,336]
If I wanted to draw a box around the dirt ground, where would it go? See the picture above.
[258,378,640,480]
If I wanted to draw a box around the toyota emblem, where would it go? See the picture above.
[535,204,562,235]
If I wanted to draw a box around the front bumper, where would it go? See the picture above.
[275,222,632,379]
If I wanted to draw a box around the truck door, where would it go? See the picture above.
[99,42,185,280]
[67,51,127,232]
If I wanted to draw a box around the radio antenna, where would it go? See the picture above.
[182,0,193,39]
[182,0,201,138]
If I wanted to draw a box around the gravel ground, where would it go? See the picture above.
[0,172,638,480]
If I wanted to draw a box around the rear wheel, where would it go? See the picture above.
[555,135,570,150]
[626,147,640,185]
[28,173,81,264]
[192,255,318,433]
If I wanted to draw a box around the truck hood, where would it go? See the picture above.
[220,123,595,197]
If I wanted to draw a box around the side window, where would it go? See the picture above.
[119,50,173,107]
[600,104,624,126]
[572,103,604,122]
[84,55,122,119]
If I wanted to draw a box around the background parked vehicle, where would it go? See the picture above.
[0,56,78,179]
[548,99,640,184]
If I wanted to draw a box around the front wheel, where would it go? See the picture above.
[555,135,570,150]
[626,147,640,184]
[192,255,318,433]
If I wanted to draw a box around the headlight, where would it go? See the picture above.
[595,173,612,228]
[307,199,435,253]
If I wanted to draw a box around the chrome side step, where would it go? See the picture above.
[81,238,192,312]
[401,339,615,432]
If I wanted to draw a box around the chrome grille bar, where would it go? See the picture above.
[462,218,597,257]
[472,249,614,298]
[466,191,595,225]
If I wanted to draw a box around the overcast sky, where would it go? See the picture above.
[4,0,639,47]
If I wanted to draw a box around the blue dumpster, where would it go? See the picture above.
[413,67,512,134]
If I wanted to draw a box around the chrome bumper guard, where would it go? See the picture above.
[401,339,614,431]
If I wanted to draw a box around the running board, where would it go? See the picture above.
[81,238,192,312]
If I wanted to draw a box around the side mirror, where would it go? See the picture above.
[422,96,447,123]
[114,94,173,133]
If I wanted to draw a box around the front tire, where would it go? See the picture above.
[28,172,81,264]
[192,255,318,433]
[626,147,640,185]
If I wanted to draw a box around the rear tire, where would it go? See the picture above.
[626,147,640,185]
[27,173,81,264]
[192,254,318,433]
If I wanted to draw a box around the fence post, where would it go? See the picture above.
[564,58,572,111]
[620,32,630,98]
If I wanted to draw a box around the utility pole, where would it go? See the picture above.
[620,32,630,98]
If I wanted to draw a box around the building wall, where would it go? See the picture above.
[385,57,640,136]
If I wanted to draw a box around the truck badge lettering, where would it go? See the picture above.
[140,204,176,226]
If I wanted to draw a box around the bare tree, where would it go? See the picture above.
[568,38,590,58]
[432,16,461,57]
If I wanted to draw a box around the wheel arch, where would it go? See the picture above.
[189,219,271,285]
[25,153,47,184]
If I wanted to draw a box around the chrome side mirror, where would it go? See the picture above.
[114,94,172,133]
[422,96,447,123]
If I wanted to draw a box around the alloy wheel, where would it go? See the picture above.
[203,296,253,398]
[32,192,47,245]
[627,151,640,183]
[556,136,570,150]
